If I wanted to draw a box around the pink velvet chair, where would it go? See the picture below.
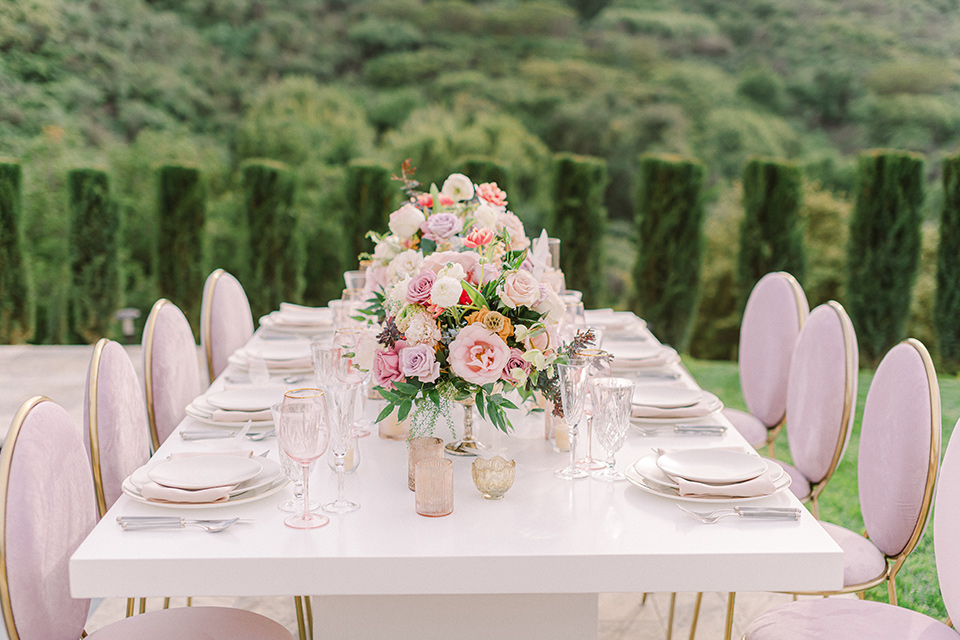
[744,415,957,640]
[723,272,809,453]
[201,268,254,383]
[0,396,293,640]
[142,299,203,451]
[775,300,859,518]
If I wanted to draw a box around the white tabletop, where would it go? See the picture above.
[70,324,843,599]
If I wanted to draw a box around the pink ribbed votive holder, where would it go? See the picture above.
[415,458,453,517]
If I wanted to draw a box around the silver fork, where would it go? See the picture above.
[117,516,244,533]
[676,504,801,524]
[180,429,275,441]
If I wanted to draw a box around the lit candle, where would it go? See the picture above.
[554,422,570,452]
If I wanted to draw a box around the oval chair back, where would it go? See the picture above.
[858,338,940,600]
[0,397,97,640]
[143,299,203,451]
[785,301,858,516]
[934,416,960,624]
[84,339,151,518]
[200,269,254,384]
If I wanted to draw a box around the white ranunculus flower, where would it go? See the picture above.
[388,203,426,239]
[441,173,475,202]
[387,249,423,282]
[430,276,463,308]
[405,313,441,346]
[372,235,402,263]
[473,202,499,229]
[437,263,467,281]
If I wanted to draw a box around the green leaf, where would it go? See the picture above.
[461,279,488,308]
[394,381,420,396]
[500,398,519,410]
[376,404,395,423]
[398,399,413,421]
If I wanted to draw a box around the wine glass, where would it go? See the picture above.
[271,402,321,514]
[554,357,590,480]
[278,389,330,529]
[576,349,612,471]
[343,270,366,290]
[311,342,339,388]
[559,300,586,344]
[589,377,635,482]
[333,326,375,437]
[321,378,361,514]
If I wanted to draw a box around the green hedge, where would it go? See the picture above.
[243,159,304,318]
[549,153,608,306]
[738,158,805,304]
[633,154,705,352]
[935,152,960,372]
[157,165,206,328]
[0,160,33,343]
[69,168,120,343]
[847,150,924,365]
[456,156,510,193]
[344,160,393,263]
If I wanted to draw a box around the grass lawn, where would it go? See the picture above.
[684,357,960,619]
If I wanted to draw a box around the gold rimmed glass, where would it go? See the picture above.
[279,389,330,529]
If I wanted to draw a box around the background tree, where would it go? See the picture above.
[935,152,960,372]
[0,160,33,343]
[738,158,806,305]
[157,164,205,329]
[634,154,705,352]
[456,157,510,193]
[68,168,120,343]
[344,160,393,263]
[847,150,924,365]
[548,153,608,307]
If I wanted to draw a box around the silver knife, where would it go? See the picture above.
[634,425,727,436]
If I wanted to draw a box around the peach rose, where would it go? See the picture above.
[448,324,511,386]
[499,270,540,309]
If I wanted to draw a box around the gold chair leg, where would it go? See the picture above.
[305,596,314,640]
[666,593,676,640]
[138,597,147,614]
[723,593,736,640]
[810,495,820,520]
[125,598,135,618]
[641,592,648,606]
[186,596,193,607]
[689,592,703,640]
[294,596,308,640]
[162,597,170,609]
[888,576,898,606]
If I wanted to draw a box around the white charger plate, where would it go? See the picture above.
[624,465,791,504]
[633,453,784,490]
[184,403,274,429]
[633,386,702,409]
[205,387,286,412]
[227,353,314,374]
[132,457,282,496]
[656,448,767,484]
[121,475,288,509]
[147,455,262,490]
[630,392,723,424]
[239,339,312,362]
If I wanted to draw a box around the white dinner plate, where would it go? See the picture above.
[121,475,288,509]
[583,310,646,331]
[656,448,767,484]
[633,386,702,409]
[239,340,312,362]
[633,453,784,490]
[629,392,723,424]
[606,341,664,361]
[147,455,263,490]
[184,404,275,429]
[624,465,791,504]
[132,458,283,497]
[205,387,286,412]
[227,353,314,374]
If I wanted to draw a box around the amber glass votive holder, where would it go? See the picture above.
[407,436,444,491]
[415,458,454,517]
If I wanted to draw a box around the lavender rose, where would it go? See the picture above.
[399,343,441,383]
[406,270,437,305]
[501,347,532,384]
[420,213,464,242]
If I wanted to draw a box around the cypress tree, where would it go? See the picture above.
[457,157,510,194]
[69,168,120,343]
[633,154,705,352]
[344,160,392,263]
[738,158,806,304]
[847,150,924,365]
[935,152,960,372]
[549,153,608,307]
[243,159,304,318]
[0,160,33,343]
[157,165,206,329]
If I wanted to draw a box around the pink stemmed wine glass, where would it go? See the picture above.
[278,388,330,529]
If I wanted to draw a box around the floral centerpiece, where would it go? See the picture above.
[363,162,567,437]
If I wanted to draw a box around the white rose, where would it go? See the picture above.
[387,249,423,282]
[405,313,441,346]
[372,235,401,263]
[441,173,475,202]
[430,276,463,308]
[473,202,499,229]
[534,282,565,324]
[389,203,426,239]
[499,270,540,309]
[438,263,467,281]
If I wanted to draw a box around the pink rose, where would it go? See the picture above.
[364,265,388,293]
[420,212,464,242]
[406,270,437,305]
[500,270,540,309]
[501,348,531,384]
[399,344,441,383]
[373,341,407,389]
[477,182,507,207]
[421,251,480,278]
[469,260,500,286]
[448,324,511,386]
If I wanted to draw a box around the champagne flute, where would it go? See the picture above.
[576,349,612,471]
[278,389,330,529]
[590,377,635,482]
[321,377,361,514]
[271,402,320,514]
[334,326,374,437]
[554,357,590,480]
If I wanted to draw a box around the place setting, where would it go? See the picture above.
[629,385,725,436]
[183,385,285,438]
[227,337,315,375]
[605,340,682,373]
[259,302,334,337]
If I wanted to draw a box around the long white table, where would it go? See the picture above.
[70,324,843,639]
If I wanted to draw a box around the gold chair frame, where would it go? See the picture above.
[143,298,171,453]
[200,268,226,384]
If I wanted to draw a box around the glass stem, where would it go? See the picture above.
[569,422,579,470]
[586,417,594,460]
[300,463,311,521]
[335,455,346,502]
[606,451,616,474]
